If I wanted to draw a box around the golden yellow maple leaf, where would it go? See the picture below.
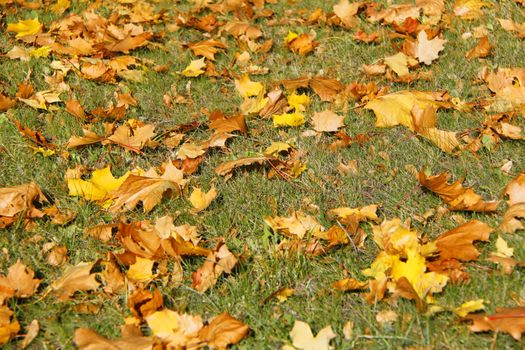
[189,185,217,213]
[28,46,51,58]
[287,92,310,112]
[454,299,484,317]
[181,58,206,77]
[6,18,42,38]
[273,112,305,127]
[235,74,264,98]
[127,257,156,283]
[67,166,129,201]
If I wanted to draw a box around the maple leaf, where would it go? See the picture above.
[418,171,500,212]
[109,162,185,213]
[186,39,227,60]
[0,260,40,303]
[189,185,217,213]
[463,307,525,340]
[6,18,42,38]
[333,0,361,28]
[146,309,203,347]
[273,112,305,127]
[499,18,525,38]
[289,320,336,350]
[19,319,39,349]
[0,306,20,345]
[453,0,492,20]
[0,182,47,227]
[104,122,156,153]
[332,278,368,292]
[415,30,446,65]
[51,262,100,300]
[67,166,129,202]
[264,211,323,239]
[75,327,153,350]
[434,220,493,261]
[66,129,106,148]
[311,110,345,132]
[181,58,206,77]
[235,74,264,98]
[51,0,70,14]
[454,299,485,317]
[127,257,157,283]
[384,52,410,76]
[465,36,491,60]
[285,32,318,56]
[192,242,237,293]
[215,156,269,177]
[105,32,152,53]
[198,313,250,350]
[499,173,525,233]
[0,93,16,111]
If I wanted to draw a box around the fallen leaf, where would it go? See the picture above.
[68,166,129,202]
[464,307,525,340]
[454,299,485,317]
[0,306,20,345]
[273,111,305,127]
[0,260,40,303]
[6,18,42,38]
[181,58,206,77]
[192,242,237,293]
[74,327,153,350]
[199,312,250,350]
[109,162,185,213]
[189,185,217,213]
[415,30,446,65]
[264,211,323,239]
[311,110,345,132]
[434,220,493,261]
[419,171,500,211]
[19,319,39,348]
[465,36,491,59]
[289,320,336,350]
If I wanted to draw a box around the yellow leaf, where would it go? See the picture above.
[51,0,70,14]
[384,52,409,76]
[181,58,206,77]
[287,92,310,112]
[494,235,514,258]
[285,31,299,44]
[454,299,484,317]
[28,46,51,58]
[264,142,291,156]
[391,249,449,298]
[31,147,55,157]
[6,18,42,38]
[189,185,217,213]
[235,74,264,98]
[126,257,156,283]
[273,112,305,127]
[67,166,129,201]
[289,320,336,350]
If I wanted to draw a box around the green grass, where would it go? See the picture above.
[1,0,525,349]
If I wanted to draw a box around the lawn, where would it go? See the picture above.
[1,0,525,349]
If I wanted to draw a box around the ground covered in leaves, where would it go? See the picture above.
[1,0,525,349]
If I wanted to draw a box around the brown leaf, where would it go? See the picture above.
[332,278,367,292]
[15,120,56,149]
[209,112,247,134]
[0,93,16,111]
[0,306,20,345]
[418,171,500,212]
[0,182,47,219]
[311,110,345,132]
[0,260,40,303]
[47,246,68,266]
[463,307,525,340]
[192,242,237,293]
[286,33,318,56]
[66,129,107,149]
[466,36,491,60]
[19,319,39,349]
[51,262,100,300]
[74,327,153,350]
[65,99,86,120]
[186,39,227,60]
[105,32,153,53]
[199,313,250,350]
[215,156,268,176]
[128,287,164,319]
[104,123,156,153]
[109,163,185,213]
[84,223,116,242]
[434,220,493,261]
